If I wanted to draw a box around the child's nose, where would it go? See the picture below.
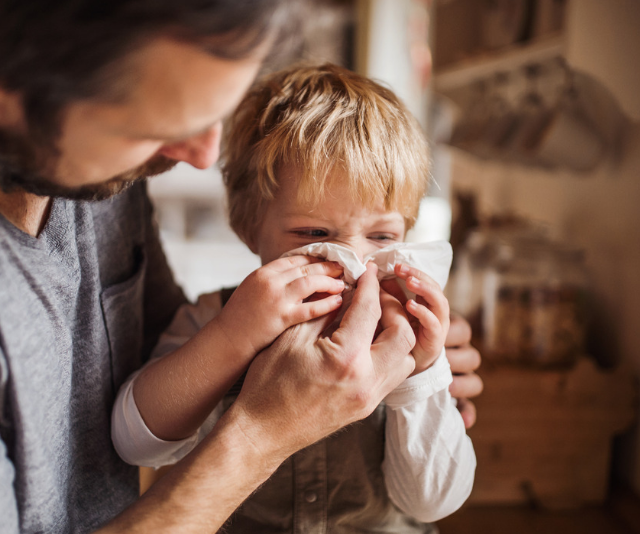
[332,239,369,263]
[157,122,222,169]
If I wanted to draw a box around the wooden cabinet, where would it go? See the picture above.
[467,358,636,508]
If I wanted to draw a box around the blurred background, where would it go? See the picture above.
[147,1,640,532]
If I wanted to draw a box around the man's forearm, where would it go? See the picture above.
[98,406,281,533]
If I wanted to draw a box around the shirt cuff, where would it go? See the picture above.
[384,348,453,410]
[111,373,200,468]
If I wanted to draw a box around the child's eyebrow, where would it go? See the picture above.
[376,212,405,221]
[282,211,405,225]
[280,209,322,219]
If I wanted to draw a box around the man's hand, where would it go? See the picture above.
[218,255,345,358]
[445,313,483,429]
[226,263,416,462]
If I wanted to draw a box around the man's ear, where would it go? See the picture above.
[0,87,25,129]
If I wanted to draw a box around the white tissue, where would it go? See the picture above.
[283,241,453,289]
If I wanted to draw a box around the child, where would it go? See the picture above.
[112,63,475,533]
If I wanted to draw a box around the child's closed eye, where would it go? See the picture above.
[291,228,329,238]
[368,233,400,242]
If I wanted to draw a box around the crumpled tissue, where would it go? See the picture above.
[283,241,453,289]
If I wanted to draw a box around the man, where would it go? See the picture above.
[0,1,482,532]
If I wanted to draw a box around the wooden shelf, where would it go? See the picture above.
[434,35,565,93]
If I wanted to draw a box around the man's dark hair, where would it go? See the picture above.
[0,0,299,142]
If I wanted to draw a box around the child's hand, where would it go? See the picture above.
[218,255,345,359]
[391,263,451,375]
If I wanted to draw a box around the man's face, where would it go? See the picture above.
[0,37,264,200]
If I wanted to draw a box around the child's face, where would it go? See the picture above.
[252,166,407,265]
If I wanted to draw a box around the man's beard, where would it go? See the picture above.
[0,127,177,201]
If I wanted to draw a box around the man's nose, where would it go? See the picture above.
[157,123,222,169]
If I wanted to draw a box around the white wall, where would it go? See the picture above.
[357,0,429,127]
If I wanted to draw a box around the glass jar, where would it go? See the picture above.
[448,223,548,346]
[482,239,589,369]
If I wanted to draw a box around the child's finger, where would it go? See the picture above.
[267,254,321,272]
[295,294,344,323]
[394,263,443,298]
[404,274,450,328]
[288,274,345,300]
[276,257,344,283]
[294,260,344,280]
[268,255,344,280]
[406,299,442,337]
[392,262,449,327]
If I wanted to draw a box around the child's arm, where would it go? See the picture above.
[112,291,226,467]
[380,266,476,521]
[112,256,344,465]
